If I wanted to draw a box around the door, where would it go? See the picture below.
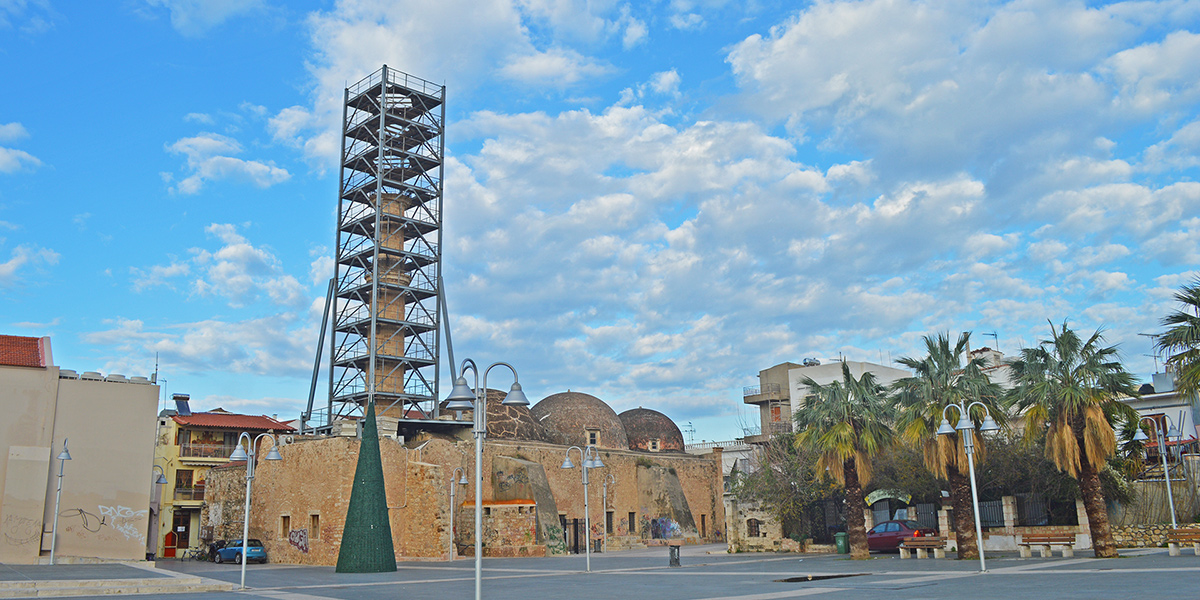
[172,511,191,549]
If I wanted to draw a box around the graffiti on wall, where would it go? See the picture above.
[288,528,309,553]
[649,517,681,539]
[494,470,529,493]
[2,515,40,546]
[98,505,148,544]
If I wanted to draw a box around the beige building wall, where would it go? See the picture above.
[0,364,159,564]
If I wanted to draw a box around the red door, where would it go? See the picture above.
[163,531,177,558]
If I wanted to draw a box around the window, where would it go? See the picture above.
[310,514,320,539]
[700,514,706,538]
[606,511,613,534]
[884,522,900,532]
[648,439,660,452]
[628,512,636,534]
[280,515,291,537]
[587,429,599,446]
[747,518,760,538]
[175,428,187,446]
[175,469,193,489]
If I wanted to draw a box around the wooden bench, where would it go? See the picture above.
[1167,528,1200,556]
[1018,533,1076,558]
[898,536,946,559]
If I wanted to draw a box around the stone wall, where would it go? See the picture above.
[204,435,449,565]
[456,500,545,557]
[411,436,724,553]
[1112,522,1200,548]
[202,429,723,565]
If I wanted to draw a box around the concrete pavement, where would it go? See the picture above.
[4,545,1199,599]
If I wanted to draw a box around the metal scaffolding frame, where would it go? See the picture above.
[326,65,446,425]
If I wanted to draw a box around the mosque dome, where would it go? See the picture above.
[530,391,629,449]
[618,407,685,453]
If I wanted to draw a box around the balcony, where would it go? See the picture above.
[179,442,237,460]
[743,383,785,405]
[174,487,206,501]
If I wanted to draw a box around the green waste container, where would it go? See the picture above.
[834,532,849,554]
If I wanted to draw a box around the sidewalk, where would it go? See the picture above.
[0,561,233,598]
[4,545,1198,599]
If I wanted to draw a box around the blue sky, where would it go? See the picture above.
[3,0,1199,443]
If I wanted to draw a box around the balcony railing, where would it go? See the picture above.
[743,383,783,398]
[180,442,237,459]
[174,487,206,501]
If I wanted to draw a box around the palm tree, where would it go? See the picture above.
[1009,321,1138,558]
[894,332,1004,560]
[793,362,895,559]
[1155,278,1200,399]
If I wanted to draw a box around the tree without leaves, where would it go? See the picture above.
[893,332,1005,560]
[1008,321,1139,558]
[793,362,896,559]
[1155,278,1200,400]
[729,437,841,541]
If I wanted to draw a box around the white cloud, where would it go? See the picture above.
[183,112,214,124]
[144,0,264,36]
[0,147,41,173]
[165,132,290,194]
[0,122,29,142]
[649,70,681,96]
[0,244,59,286]
[498,47,612,87]
[83,314,314,378]
[190,223,306,308]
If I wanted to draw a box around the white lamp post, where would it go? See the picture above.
[601,473,615,554]
[151,466,168,560]
[561,444,604,572]
[49,438,71,565]
[443,359,528,600]
[449,467,468,559]
[228,432,283,589]
[1133,415,1181,528]
[936,401,999,573]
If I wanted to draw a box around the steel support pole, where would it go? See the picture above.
[239,460,253,589]
[50,459,64,565]
[583,465,591,572]
[1159,428,1178,528]
[964,431,986,573]
[474,428,483,600]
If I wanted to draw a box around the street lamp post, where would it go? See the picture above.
[228,432,283,590]
[49,438,71,565]
[443,359,529,600]
[601,473,615,554]
[1133,416,1181,528]
[151,466,168,560]
[449,467,468,559]
[561,444,604,572]
[936,401,1000,573]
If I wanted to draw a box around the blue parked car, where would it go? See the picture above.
[214,539,267,564]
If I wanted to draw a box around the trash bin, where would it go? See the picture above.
[834,532,849,554]
[668,544,681,567]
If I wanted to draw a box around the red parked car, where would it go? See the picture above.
[866,520,938,551]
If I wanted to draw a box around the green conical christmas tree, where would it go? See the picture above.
[335,401,397,572]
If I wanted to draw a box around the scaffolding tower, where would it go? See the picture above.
[328,65,445,424]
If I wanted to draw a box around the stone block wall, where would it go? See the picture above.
[204,435,449,565]
[456,500,545,557]
[1112,522,1200,548]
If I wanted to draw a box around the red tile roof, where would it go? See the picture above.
[172,413,295,432]
[0,335,47,368]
